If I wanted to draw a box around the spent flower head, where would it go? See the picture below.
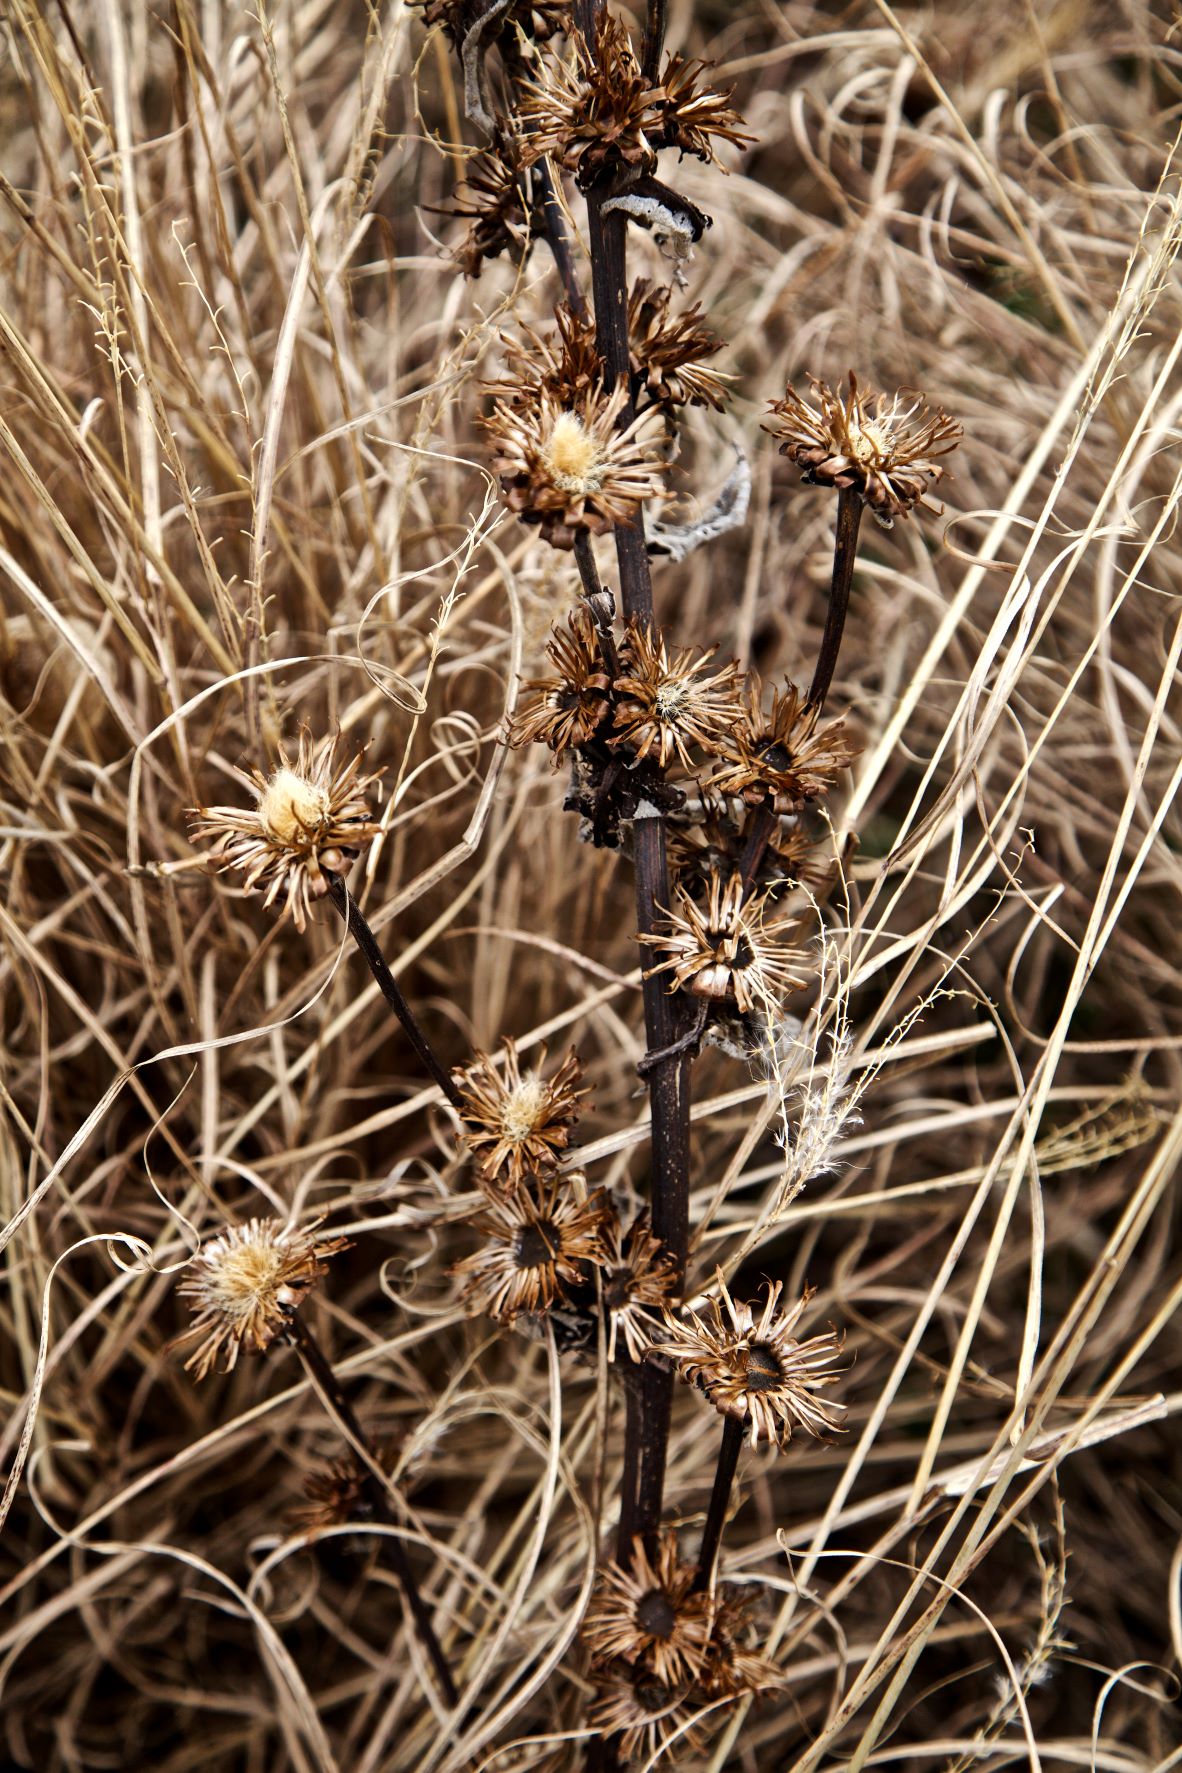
[587,1665,704,1763]
[766,371,962,527]
[517,13,655,189]
[597,1211,680,1363]
[610,621,743,773]
[446,136,530,277]
[173,1218,348,1381]
[507,604,614,759]
[484,381,668,549]
[628,279,730,412]
[583,1531,713,1686]
[188,731,382,932]
[456,1039,588,1186]
[648,54,753,165]
[641,870,811,1018]
[453,1173,609,1322]
[656,1273,845,1448]
[710,678,858,815]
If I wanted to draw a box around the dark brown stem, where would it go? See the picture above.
[532,157,589,320]
[324,871,463,1110]
[807,486,863,712]
[284,1315,459,1708]
[641,0,667,81]
[573,529,621,677]
[737,804,777,898]
[691,1414,744,1592]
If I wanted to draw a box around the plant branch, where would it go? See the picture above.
[641,0,667,81]
[324,870,463,1110]
[691,1414,743,1592]
[532,157,589,319]
[807,486,863,711]
[283,1314,460,1708]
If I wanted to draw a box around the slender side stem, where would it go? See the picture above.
[691,1414,743,1593]
[573,529,621,677]
[324,871,463,1110]
[737,803,777,898]
[532,158,589,320]
[284,1315,460,1708]
[807,486,863,712]
[641,0,667,81]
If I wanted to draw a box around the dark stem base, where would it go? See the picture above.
[692,1414,744,1592]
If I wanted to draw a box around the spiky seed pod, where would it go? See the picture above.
[587,1665,704,1763]
[655,1274,846,1449]
[765,371,962,528]
[173,1219,349,1381]
[698,1588,783,1699]
[610,621,743,773]
[641,870,810,1018]
[447,138,530,277]
[597,1211,680,1362]
[665,806,823,893]
[508,605,614,759]
[583,1531,713,1686]
[709,679,858,815]
[188,731,382,932]
[517,13,656,189]
[648,54,753,165]
[289,1452,382,1534]
[453,1174,609,1322]
[455,1040,588,1186]
[483,382,668,548]
[627,280,730,412]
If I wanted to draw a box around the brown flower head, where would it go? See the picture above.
[666,805,824,894]
[508,604,613,759]
[484,381,668,549]
[766,371,962,528]
[587,1665,703,1763]
[709,679,858,815]
[517,14,655,189]
[446,137,530,277]
[648,54,753,165]
[173,1218,349,1381]
[584,1531,713,1686]
[628,280,730,412]
[188,731,382,932]
[698,1587,783,1699]
[453,1174,608,1322]
[455,1039,588,1185]
[611,621,742,772]
[641,870,810,1018]
[289,1452,383,1534]
[656,1274,845,1448]
[598,1211,680,1363]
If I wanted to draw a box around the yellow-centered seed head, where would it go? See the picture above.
[543,412,604,493]
[259,768,332,847]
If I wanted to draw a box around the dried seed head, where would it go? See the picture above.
[583,1531,713,1686]
[508,605,614,760]
[490,305,604,411]
[698,1587,784,1699]
[597,1211,680,1363]
[709,679,858,815]
[655,1273,846,1448]
[173,1218,349,1382]
[517,14,655,189]
[648,54,753,165]
[455,1040,588,1185]
[446,137,530,277]
[766,371,962,527]
[587,1665,703,1763]
[628,280,730,412]
[289,1452,383,1534]
[610,621,743,773]
[409,0,569,48]
[452,1174,609,1322]
[641,871,811,1019]
[483,382,668,549]
[188,731,382,931]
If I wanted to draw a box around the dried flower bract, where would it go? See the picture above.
[656,1274,845,1448]
[453,1174,608,1321]
[456,1040,588,1185]
[611,621,742,772]
[642,871,810,1017]
[598,1211,680,1363]
[628,280,730,412]
[508,605,614,759]
[649,55,753,165]
[766,371,962,527]
[710,679,858,814]
[174,1218,349,1381]
[188,731,382,932]
[587,1665,703,1763]
[518,14,655,189]
[583,1531,713,1686]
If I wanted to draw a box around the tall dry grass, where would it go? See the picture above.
[1,0,1181,1766]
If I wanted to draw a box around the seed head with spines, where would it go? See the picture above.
[173,1218,349,1381]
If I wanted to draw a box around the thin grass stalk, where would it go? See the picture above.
[282,1315,460,1709]
[807,486,864,711]
[324,871,463,1110]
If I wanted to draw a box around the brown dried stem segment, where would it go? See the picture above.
[323,871,463,1109]
[691,1413,743,1593]
[283,1315,460,1709]
[809,485,863,712]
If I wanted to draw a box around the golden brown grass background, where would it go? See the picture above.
[2,0,1181,1766]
